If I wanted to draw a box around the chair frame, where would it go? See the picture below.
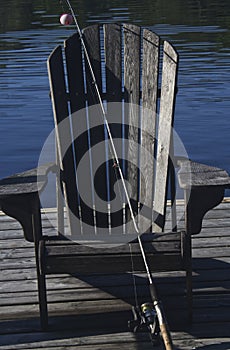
[0,23,229,331]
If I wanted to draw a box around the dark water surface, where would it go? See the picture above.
[0,0,230,201]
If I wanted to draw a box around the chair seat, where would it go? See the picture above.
[40,232,188,275]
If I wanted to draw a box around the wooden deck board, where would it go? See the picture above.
[0,200,230,349]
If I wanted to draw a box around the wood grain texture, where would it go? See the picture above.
[139,29,160,232]
[178,160,230,189]
[123,24,141,232]
[65,32,94,234]
[2,24,230,338]
[1,201,230,349]
[123,24,141,105]
[0,163,54,196]
[47,46,81,234]
[152,41,178,233]
[42,231,184,274]
[104,23,122,103]
[65,33,85,113]
[104,23,124,231]
[142,29,159,113]
[83,25,108,233]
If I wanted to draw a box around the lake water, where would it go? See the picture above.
[0,0,230,202]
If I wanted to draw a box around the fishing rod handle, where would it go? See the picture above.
[159,323,174,350]
[153,297,174,350]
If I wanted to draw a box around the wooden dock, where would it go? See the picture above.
[0,199,230,349]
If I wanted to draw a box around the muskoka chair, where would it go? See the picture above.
[0,23,230,332]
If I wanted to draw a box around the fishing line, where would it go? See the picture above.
[60,0,154,294]
[61,0,155,290]
[62,0,139,235]
[58,2,174,348]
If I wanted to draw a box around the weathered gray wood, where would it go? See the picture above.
[104,23,123,232]
[178,160,230,234]
[44,255,183,274]
[47,45,81,236]
[44,234,182,254]
[83,25,108,234]
[104,23,122,103]
[142,29,159,115]
[123,24,141,105]
[0,332,161,349]
[139,30,159,232]
[65,32,94,235]
[0,163,54,242]
[2,23,230,338]
[123,24,141,232]
[178,160,230,188]
[65,33,85,113]
[1,200,230,349]
[0,163,54,196]
[1,330,229,350]
[152,41,178,233]
[42,232,185,274]
[64,32,87,236]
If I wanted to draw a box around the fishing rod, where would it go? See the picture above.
[59,2,174,349]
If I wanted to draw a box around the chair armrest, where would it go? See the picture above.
[177,159,230,189]
[0,162,57,197]
[177,159,230,234]
[0,163,57,242]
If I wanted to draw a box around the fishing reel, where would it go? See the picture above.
[128,302,160,344]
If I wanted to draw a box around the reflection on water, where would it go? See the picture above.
[0,0,230,203]
[1,0,230,35]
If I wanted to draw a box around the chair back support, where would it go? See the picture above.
[47,23,178,240]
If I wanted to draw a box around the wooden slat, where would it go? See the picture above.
[1,18,230,347]
[44,234,182,254]
[104,23,124,232]
[1,200,230,348]
[123,24,141,105]
[64,33,86,237]
[65,33,85,113]
[83,24,103,96]
[142,30,159,118]
[0,164,52,196]
[83,25,108,234]
[65,32,95,236]
[0,332,161,350]
[123,24,141,233]
[43,230,184,274]
[178,159,230,189]
[139,29,160,232]
[152,41,178,232]
[47,46,80,235]
[45,254,183,275]
[104,23,122,103]
[0,280,176,298]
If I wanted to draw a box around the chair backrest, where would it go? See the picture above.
[47,23,178,242]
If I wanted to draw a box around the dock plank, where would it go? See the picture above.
[0,199,230,349]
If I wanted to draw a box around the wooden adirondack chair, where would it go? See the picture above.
[0,23,230,331]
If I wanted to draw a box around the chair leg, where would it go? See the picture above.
[31,199,49,331]
[186,267,193,324]
[37,271,48,330]
[183,231,193,324]
[36,239,49,330]
[34,240,48,330]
